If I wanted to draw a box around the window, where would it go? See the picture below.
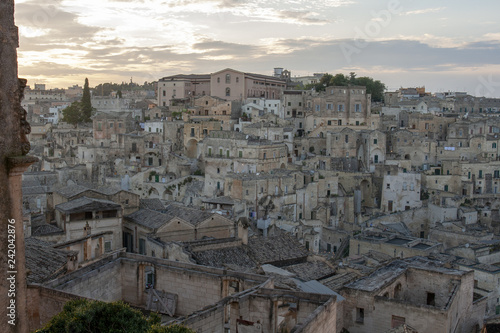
[217,77,220,83]
[315,104,320,112]
[109,123,113,128]
[239,151,242,158]
[493,143,497,149]
[403,182,407,190]
[338,104,344,112]
[225,74,231,83]
[226,87,230,96]
[118,123,122,128]
[104,241,111,252]
[373,139,378,144]
[386,183,390,189]
[355,104,361,112]
[345,135,349,143]
[208,147,212,156]
[327,120,332,125]
[356,308,364,323]
[98,123,102,131]
[426,292,436,306]
[139,239,146,255]
[236,77,239,83]
[444,185,449,192]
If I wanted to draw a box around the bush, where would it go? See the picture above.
[35,299,195,333]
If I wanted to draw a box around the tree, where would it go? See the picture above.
[62,101,83,125]
[62,78,95,125]
[35,299,195,333]
[309,72,386,102]
[81,78,93,122]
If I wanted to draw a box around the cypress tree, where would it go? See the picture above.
[81,77,93,122]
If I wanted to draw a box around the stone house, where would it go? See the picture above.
[92,111,135,146]
[54,196,123,252]
[341,256,485,333]
[210,68,287,101]
[380,171,422,213]
[157,74,211,107]
[52,184,139,215]
[350,231,442,259]
[183,119,222,158]
[123,204,236,254]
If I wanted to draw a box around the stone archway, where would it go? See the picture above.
[185,139,198,158]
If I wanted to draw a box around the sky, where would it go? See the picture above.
[14,0,500,97]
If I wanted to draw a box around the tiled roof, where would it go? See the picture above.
[54,184,89,198]
[125,209,169,230]
[201,196,234,205]
[191,247,255,269]
[319,272,360,292]
[55,196,121,214]
[140,198,165,211]
[247,232,309,265]
[162,204,214,226]
[25,237,73,284]
[32,223,64,236]
[283,261,335,281]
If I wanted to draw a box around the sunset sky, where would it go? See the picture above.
[14,0,500,97]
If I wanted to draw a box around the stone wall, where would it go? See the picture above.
[27,285,81,332]
[44,256,122,302]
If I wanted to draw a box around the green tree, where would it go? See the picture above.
[312,72,386,102]
[62,101,83,125]
[35,299,195,333]
[81,78,93,122]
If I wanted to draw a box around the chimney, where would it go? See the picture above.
[238,218,249,245]
[84,221,91,236]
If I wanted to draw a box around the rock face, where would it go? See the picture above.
[0,2,37,332]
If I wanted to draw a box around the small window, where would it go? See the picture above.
[426,292,435,306]
[356,308,364,323]
[104,241,111,252]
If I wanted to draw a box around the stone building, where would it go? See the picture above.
[380,171,422,213]
[350,231,442,259]
[123,204,236,253]
[92,111,136,146]
[341,256,485,333]
[183,119,222,158]
[157,74,211,107]
[54,197,123,252]
[304,86,372,132]
[210,68,287,101]
[200,130,288,196]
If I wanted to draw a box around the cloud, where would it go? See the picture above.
[400,7,446,16]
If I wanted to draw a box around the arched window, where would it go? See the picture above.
[226,87,230,97]
[226,74,231,84]
[394,283,402,298]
